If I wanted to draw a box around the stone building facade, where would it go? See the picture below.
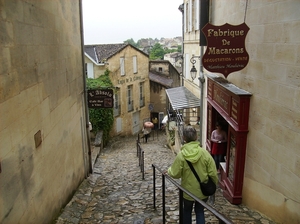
[0,1,90,223]
[181,0,300,223]
[148,60,181,127]
[84,44,150,136]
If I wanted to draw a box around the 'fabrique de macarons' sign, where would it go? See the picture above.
[202,23,250,78]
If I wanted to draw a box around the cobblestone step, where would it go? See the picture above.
[55,133,277,224]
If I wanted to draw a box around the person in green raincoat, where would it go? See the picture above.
[167,126,218,224]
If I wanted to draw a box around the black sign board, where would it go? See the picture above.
[87,89,114,108]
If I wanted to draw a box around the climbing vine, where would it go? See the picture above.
[86,69,114,146]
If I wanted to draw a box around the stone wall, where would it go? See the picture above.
[183,0,300,222]
[0,1,88,223]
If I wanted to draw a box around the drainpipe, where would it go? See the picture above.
[178,4,184,87]
[199,46,205,147]
[198,0,209,147]
[79,0,93,175]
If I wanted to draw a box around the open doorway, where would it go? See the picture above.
[206,107,229,155]
[150,112,159,130]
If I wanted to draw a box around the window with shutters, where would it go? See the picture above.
[127,85,133,112]
[114,92,120,117]
[139,82,145,107]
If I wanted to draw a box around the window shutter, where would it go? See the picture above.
[120,57,125,76]
[133,56,137,73]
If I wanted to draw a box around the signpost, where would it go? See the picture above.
[87,89,114,108]
[202,23,250,78]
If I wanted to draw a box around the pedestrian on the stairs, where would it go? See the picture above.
[166,126,218,224]
[142,126,151,143]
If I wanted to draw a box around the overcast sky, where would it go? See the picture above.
[82,0,183,44]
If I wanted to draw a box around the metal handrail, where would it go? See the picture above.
[167,109,185,144]
[152,164,233,224]
[136,140,145,180]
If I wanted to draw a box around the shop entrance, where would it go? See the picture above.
[206,76,251,204]
[208,109,229,169]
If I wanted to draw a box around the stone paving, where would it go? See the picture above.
[55,132,277,224]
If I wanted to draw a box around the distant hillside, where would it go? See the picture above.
[124,37,182,53]
[126,37,183,70]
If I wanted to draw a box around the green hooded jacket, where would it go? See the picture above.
[167,141,218,201]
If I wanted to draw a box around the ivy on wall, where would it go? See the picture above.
[86,69,114,146]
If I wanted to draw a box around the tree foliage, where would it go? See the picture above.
[86,69,114,146]
[149,43,165,60]
[124,38,139,48]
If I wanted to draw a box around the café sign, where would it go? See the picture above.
[202,23,250,78]
[88,89,114,108]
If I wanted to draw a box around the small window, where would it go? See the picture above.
[158,67,163,72]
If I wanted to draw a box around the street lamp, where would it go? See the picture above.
[190,65,197,80]
[190,55,205,84]
[189,54,205,147]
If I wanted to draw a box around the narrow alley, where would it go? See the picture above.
[55,132,276,224]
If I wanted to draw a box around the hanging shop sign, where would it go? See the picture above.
[202,23,250,78]
[87,89,114,108]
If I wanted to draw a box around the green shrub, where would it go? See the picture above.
[86,69,114,146]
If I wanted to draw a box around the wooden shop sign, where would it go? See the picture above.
[88,89,113,108]
[202,23,250,78]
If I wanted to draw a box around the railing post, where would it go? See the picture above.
[162,174,166,224]
[152,165,156,209]
[151,164,233,224]
[179,190,183,224]
[141,151,144,180]
[136,140,139,157]
[138,146,141,167]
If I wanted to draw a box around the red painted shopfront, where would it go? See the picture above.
[206,76,251,204]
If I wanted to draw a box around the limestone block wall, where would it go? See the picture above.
[150,87,167,114]
[0,1,88,223]
[149,61,169,75]
[182,0,300,222]
[108,45,150,136]
[209,0,300,223]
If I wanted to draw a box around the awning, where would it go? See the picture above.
[166,86,200,110]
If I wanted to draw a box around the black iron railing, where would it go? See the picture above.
[136,138,145,180]
[167,109,185,144]
[152,164,233,224]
